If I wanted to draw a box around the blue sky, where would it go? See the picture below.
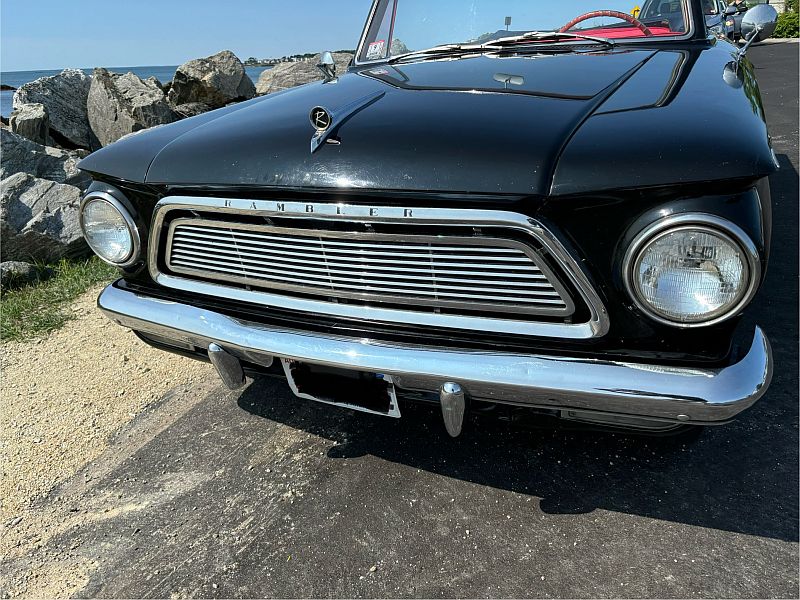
[1,0,373,72]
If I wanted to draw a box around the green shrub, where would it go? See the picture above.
[774,10,799,38]
[786,0,798,14]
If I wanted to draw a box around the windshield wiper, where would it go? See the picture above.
[387,31,615,64]
[490,30,616,49]
[387,44,482,64]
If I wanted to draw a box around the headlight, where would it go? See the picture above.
[80,192,140,267]
[624,215,759,327]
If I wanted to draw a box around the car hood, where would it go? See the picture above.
[79,47,777,196]
[79,50,653,195]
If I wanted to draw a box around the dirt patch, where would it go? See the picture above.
[0,284,213,521]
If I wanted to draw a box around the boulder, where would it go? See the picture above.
[256,53,353,95]
[391,39,410,55]
[0,173,88,262]
[145,76,164,90]
[87,68,179,147]
[173,102,212,119]
[10,103,50,145]
[168,50,256,109]
[0,128,90,190]
[13,69,93,149]
[0,261,40,290]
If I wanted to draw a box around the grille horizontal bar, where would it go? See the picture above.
[165,219,575,317]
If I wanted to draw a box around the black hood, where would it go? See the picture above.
[79,50,653,195]
[78,45,777,196]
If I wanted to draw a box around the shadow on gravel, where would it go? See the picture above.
[239,155,799,544]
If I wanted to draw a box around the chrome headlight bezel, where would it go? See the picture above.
[79,191,141,268]
[623,214,761,328]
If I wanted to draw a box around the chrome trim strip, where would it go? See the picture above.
[98,284,772,425]
[148,196,610,339]
[354,0,381,65]
[622,213,762,329]
[80,191,141,268]
[310,91,386,153]
[164,216,574,317]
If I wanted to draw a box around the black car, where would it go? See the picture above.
[78,0,780,437]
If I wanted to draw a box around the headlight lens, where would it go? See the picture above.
[629,225,753,326]
[80,196,137,265]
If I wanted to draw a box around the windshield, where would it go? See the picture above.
[358,0,692,62]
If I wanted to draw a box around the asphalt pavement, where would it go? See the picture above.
[6,41,799,599]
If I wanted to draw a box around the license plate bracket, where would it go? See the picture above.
[281,359,401,418]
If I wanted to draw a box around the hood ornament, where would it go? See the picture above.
[317,51,338,83]
[309,91,386,154]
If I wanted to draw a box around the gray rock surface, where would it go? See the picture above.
[145,76,163,90]
[10,103,50,145]
[0,173,88,262]
[87,68,178,147]
[13,69,93,149]
[173,102,212,119]
[0,261,40,290]
[168,50,256,109]
[0,128,90,189]
[390,39,410,55]
[256,53,353,95]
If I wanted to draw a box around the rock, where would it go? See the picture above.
[391,39,410,55]
[10,103,50,146]
[162,81,173,96]
[173,102,212,119]
[256,53,353,95]
[0,261,40,290]
[0,128,90,189]
[4,516,23,528]
[168,50,256,109]
[13,69,93,149]
[1,84,16,91]
[87,68,179,147]
[145,76,163,90]
[0,173,88,262]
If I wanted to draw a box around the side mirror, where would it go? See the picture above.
[317,51,337,83]
[724,5,738,16]
[738,4,778,56]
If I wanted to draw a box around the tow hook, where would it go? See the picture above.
[440,382,467,438]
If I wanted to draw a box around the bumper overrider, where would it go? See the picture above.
[98,284,773,430]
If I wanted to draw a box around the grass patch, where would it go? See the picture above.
[0,258,117,342]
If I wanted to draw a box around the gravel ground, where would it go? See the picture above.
[0,285,213,520]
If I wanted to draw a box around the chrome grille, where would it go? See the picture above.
[165,218,574,317]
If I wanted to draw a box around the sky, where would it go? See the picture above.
[0,0,373,72]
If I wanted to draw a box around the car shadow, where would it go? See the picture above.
[238,374,796,542]
[235,154,798,544]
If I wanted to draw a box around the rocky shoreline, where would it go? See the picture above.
[0,50,353,285]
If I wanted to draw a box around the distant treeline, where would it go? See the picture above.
[244,51,355,67]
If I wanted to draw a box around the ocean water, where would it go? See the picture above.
[0,66,271,118]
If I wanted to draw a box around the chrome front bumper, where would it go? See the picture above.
[98,284,773,427]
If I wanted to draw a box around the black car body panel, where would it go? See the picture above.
[79,45,777,197]
[552,42,777,194]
